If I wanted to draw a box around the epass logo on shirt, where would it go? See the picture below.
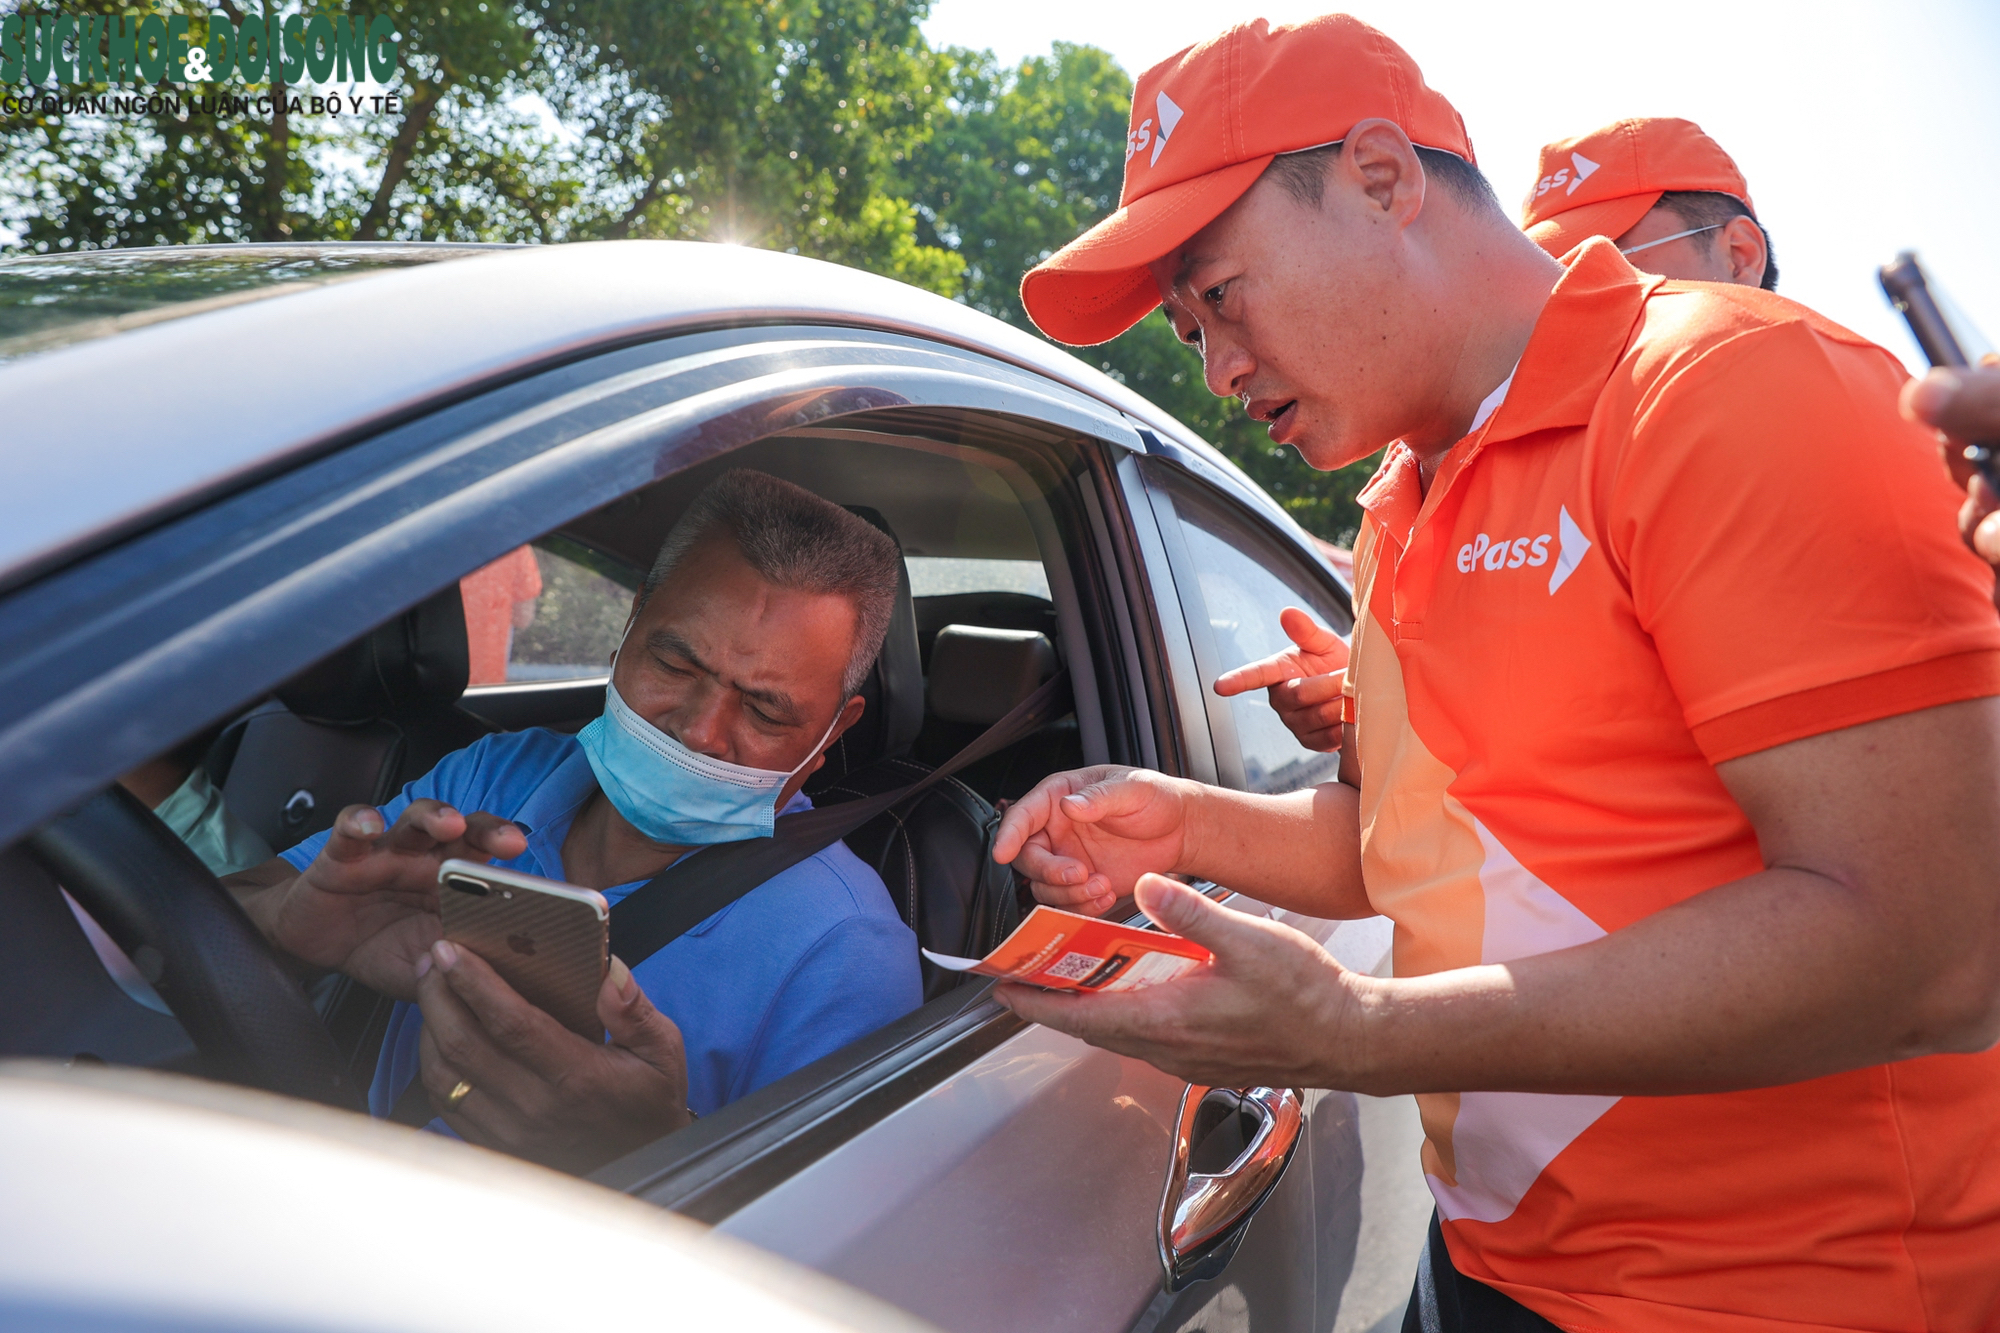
[1459,532,1551,573]
[1456,506,1593,595]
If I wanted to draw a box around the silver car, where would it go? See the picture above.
[0,241,1426,1332]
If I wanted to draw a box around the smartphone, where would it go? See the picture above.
[1879,251,2000,490]
[436,859,609,1041]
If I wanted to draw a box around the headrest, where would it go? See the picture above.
[277,584,471,724]
[807,507,922,789]
[927,626,1057,725]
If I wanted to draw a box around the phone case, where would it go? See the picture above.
[437,860,610,1041]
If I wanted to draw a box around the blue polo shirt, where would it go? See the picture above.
[278,727,922,1120]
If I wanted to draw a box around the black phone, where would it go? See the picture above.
[1879,251,1999,490]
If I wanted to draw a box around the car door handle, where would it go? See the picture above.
[1157,1083,1305,1290]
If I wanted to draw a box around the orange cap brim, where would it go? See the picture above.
[1021,155,1275,346]
[1523,191,1661,260]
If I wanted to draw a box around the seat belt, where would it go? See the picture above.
[389,668,1070,1130]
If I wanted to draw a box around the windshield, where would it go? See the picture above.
[0,244,511,365]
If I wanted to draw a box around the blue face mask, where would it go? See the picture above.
[578,676,837,847]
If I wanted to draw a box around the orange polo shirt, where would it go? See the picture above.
[460,545,544,686]
[1343,240,2000,1331]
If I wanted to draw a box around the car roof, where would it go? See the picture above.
[0,240,1303,592]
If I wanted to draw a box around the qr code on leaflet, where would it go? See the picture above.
[1046,952,1102,982]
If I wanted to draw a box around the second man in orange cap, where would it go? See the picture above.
[1522,116,1774,287]
[992,12,2000,1332]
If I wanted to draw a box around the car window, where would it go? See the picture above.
[462,538,637,686]
[0,245,504,365]
[1160,476,1352,794]
[905,556,1051,599]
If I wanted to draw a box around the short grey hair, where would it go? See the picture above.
[642,469,901,697]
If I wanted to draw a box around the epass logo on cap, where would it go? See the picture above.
[1533,152,1599,201]
[1127,90,1187,167]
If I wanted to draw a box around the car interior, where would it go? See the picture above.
[4,423,1111,1136]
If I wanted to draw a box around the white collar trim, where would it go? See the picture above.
[1469,364,1518,435]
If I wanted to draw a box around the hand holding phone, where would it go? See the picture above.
[1880,252,2000,491]
[437,859,609,1040]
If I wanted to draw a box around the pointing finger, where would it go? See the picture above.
[1215,652,1304,698]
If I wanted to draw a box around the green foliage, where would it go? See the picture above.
[0,11,1370,534]
[902,42,1126,327]
[525,0,962,290]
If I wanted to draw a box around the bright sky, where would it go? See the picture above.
[923,0,2000,371]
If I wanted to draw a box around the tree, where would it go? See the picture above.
[0,1,543,246]
[1,0,962,292]
[521,0,962,291]
[346,0,544,240]
[0,3,319,246]
[905,43,1375,543]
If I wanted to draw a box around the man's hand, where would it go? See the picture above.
[997,874,1367,1087]
[1008,699,2000,1100]
[1902,360,2000,567]
[992,767,1196,917]
[1212,607,1350,753]
[243,801,527,1000]
[415,941,691,1174]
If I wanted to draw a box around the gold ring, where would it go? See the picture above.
[444,1079,474,1112]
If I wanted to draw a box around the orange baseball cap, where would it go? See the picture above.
[1018,14,1473,346]
[1521,118,1754,259]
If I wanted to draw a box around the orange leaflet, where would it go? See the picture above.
[923,905,1212,992]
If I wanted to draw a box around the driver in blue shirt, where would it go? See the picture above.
[230,470,923,1172]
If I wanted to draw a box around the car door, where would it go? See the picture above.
[600,439,1383,1333]
[1138,450,1428,1333]
[1,296,1357,1331]
[590,429,1309,1333]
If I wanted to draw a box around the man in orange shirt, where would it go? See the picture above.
[459,545,544,686]
[1261,116,1782,754]
[997,14,2000,1331]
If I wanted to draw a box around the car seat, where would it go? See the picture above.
[207,584,496,854]
[807,513,1029,999]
